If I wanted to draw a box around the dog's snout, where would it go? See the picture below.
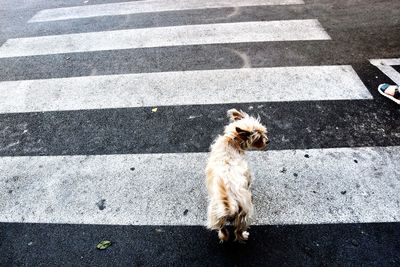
[266,139,270,144]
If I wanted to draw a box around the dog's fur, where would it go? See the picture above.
[206,109,269,242]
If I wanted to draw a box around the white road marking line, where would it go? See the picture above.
[370,58,400,84]
[0,66,371,114]
[0,146,399,225]
[0,20,331,58]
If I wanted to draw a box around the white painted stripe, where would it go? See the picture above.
[370,58,400,66]
[0,20,331,58]
[370,58,400,84]
[0,66,371,113]
[374,65,400,85]
[0,146,399,225]
[29,0,305,23]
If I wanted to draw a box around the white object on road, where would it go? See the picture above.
[378,84,400,104]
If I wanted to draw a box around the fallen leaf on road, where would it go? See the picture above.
[151,107,158,112]
[96,240,112,250]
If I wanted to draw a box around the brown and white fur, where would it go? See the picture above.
[206,109,269,242]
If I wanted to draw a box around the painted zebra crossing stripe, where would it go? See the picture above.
[0,146,399,225]
[28,0,305,23]
[0,20,330,58]
[370,58,400,66]
[370,58,400,84]
[0,66,371,113]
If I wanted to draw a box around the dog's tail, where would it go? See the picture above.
[207,179,238,230]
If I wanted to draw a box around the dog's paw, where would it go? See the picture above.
[234,230,249,242]
[242,231,249,240]
[218,229,229,242]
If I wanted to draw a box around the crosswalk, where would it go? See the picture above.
[0,0,399,260]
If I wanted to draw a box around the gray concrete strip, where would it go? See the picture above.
[0,66,371,113]
[0,146,399,225]
[28,0,304,23]
[0,20,330,58]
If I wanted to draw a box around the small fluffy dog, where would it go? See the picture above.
[206,109,269,242]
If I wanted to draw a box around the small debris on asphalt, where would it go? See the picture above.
[302,246,313,256]
[130,167,135,171]
[280,167,287,173]
[183,209,189,215]
[151,107,158,112]
[341,190,347,195]
[304,154,310,158]
[28,242,33,246]
[96,199,106,210]
[293,173,298,177]
[351,239,359,247]
[313,241,320,247]
[96,240,112,250]
[354,159,358,163]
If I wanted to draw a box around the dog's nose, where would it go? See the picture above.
[266,139,270,144]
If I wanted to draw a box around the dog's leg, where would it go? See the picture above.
[214,217,229,243]
[207,207,229,242]
[234,206,252,242]
[234,215,249,242]
[218,227,229,242]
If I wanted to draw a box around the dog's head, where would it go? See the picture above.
[226,109,269,150]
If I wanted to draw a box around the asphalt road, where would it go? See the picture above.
[0,0,399,266]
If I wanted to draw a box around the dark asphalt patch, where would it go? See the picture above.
[0,222,399,266]
[392,65,400,74]
[1,98,399,157]
[0,100,397,157]
[0,39,398,82]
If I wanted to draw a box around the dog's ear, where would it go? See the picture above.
[236,127,251,139]
[228,109,248,122]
